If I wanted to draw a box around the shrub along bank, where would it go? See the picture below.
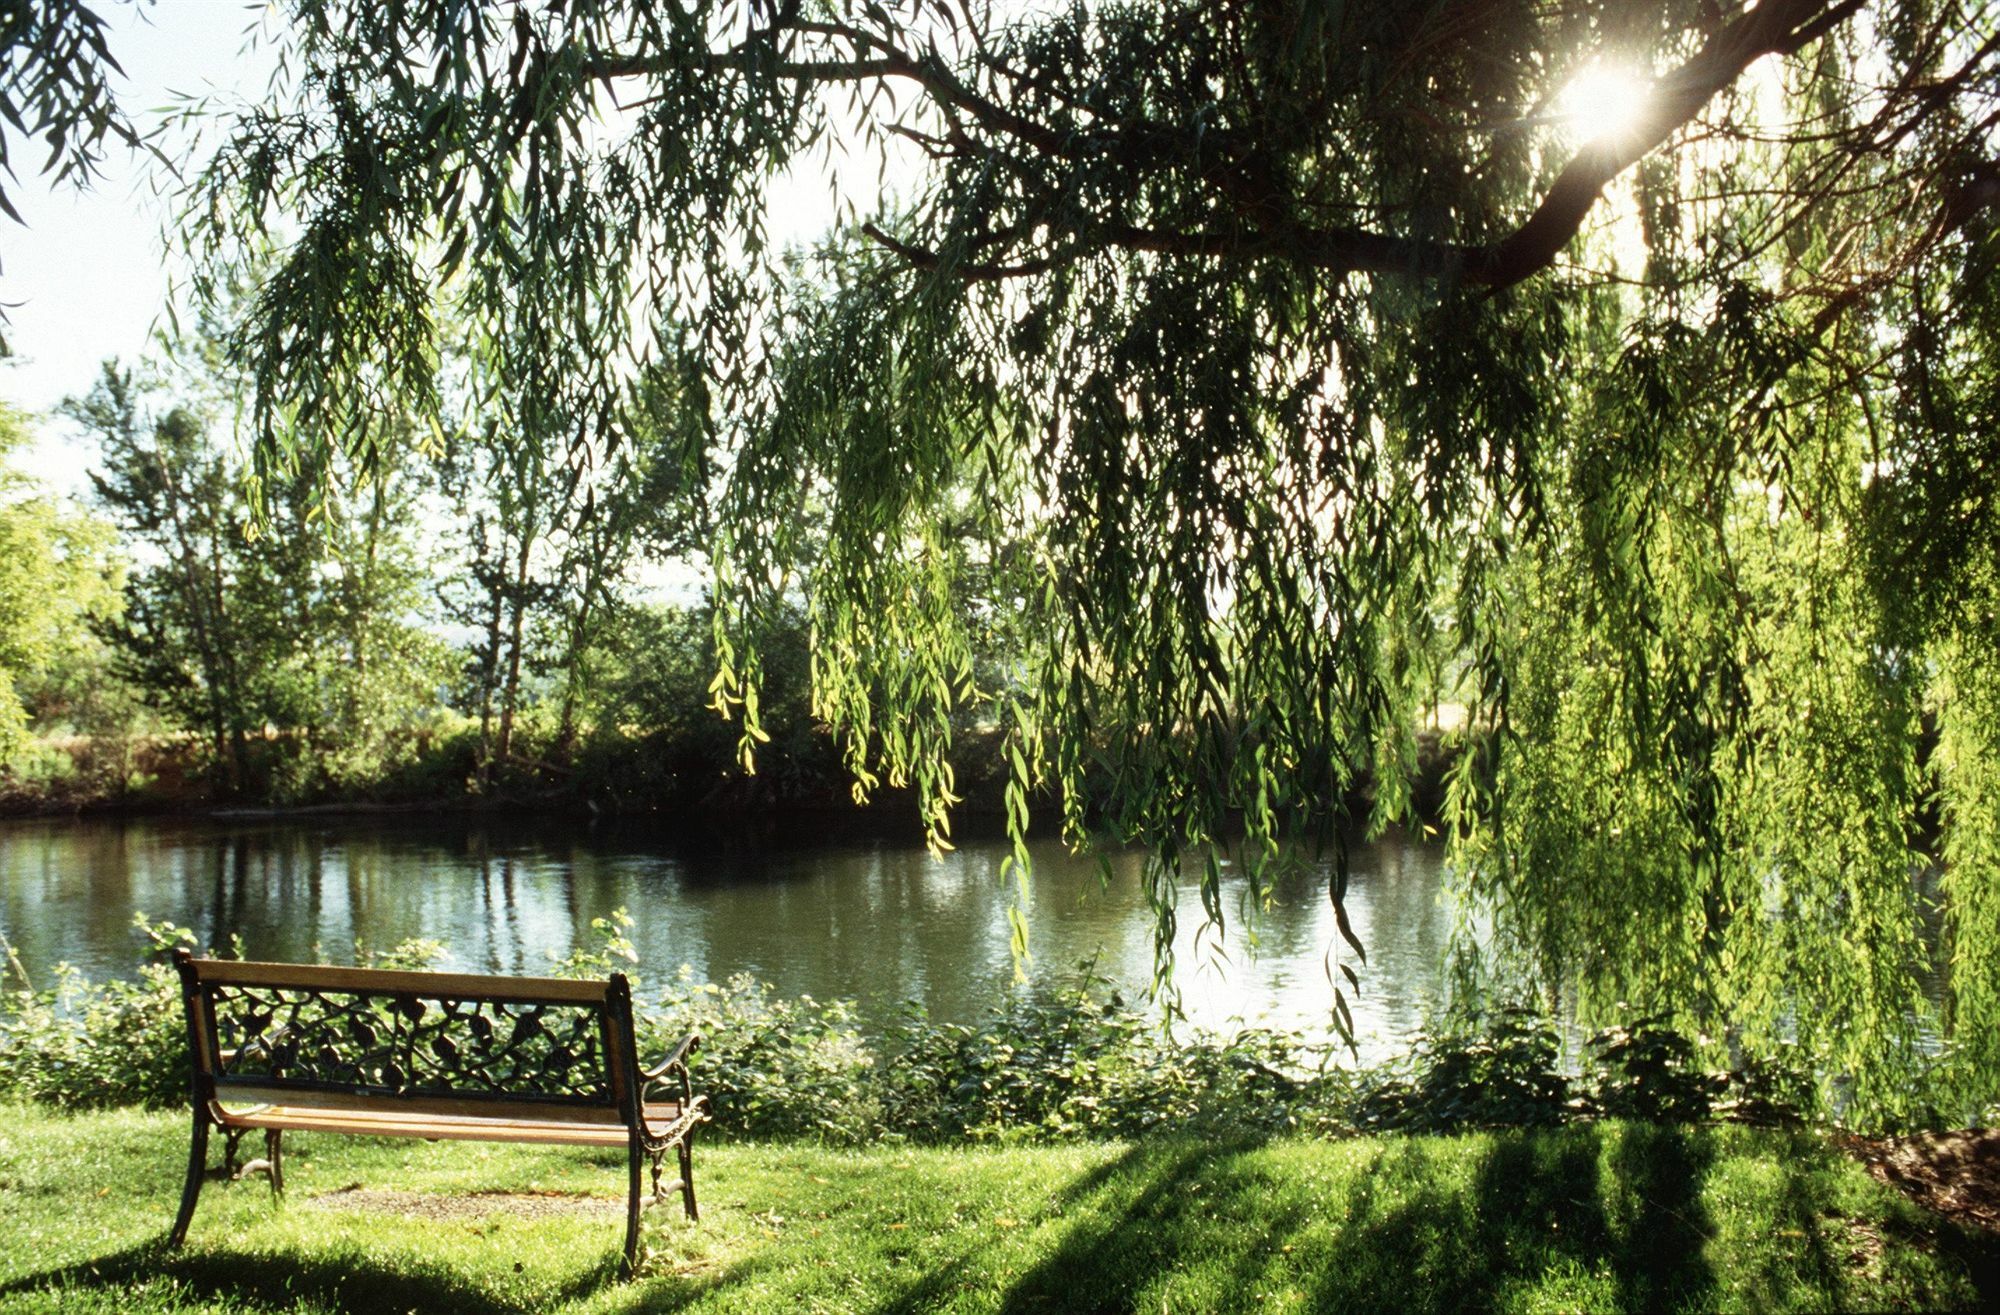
[3,916,1826,1143]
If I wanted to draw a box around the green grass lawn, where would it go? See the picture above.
[1,1105,1993,1313]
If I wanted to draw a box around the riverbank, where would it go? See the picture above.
[0,725,1075,840]
[1,1104,1992,1313]
[0,723,1465,833]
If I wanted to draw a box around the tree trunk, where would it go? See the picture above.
[494,524,534,769]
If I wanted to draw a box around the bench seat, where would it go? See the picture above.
[214,1101,702,1147]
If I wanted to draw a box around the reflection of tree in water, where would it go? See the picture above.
[1,818,1461,1056]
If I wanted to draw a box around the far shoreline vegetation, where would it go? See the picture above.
[0,716,1465,830]
[7,374,1463,824]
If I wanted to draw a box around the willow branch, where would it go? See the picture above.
[594,0,1864,290]
[1468,0,1863,287]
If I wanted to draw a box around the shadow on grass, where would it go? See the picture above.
[1916,1215,2000,1307]
[577,1252,782,1315]
[0,1238,547,1315]
[0,1162,785,1315]
[0,1230,777,1315]
[1776,1134,2000,1311]
[977,1125,1727,1314]
[990,1138,1301,1314]
[11,1128,1998,1314]
[1599,1122,1718,1311]
[0,1231,780,1311]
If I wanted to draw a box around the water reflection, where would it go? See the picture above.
[0,816,1455,1063]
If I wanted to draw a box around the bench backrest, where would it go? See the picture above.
[174,951,642,1124]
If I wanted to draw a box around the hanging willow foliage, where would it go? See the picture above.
[171,0,2000,1120]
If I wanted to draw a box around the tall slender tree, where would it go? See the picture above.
[68,355,452,797]
[67,365,258,787]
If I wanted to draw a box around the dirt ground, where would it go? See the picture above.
[1842,1129,2000,1235]
[303,1184,620,1221]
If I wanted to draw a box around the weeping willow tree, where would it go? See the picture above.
[174,0,2000,1119]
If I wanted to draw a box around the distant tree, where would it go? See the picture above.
[544,358,710,752]
[435,341,706,784]
[64,365,255,785]
[579,596,839,805]
[246,416,457,794]
[65,358,450,796]
[0,402,121,761]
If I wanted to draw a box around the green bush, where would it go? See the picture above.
[0,914,1821,1140]
[1586,1015,1729,1123]
[1352,1008,1575,1132]
[644,971,881,1141]
[872,978,1347,1143]
[0,918,193,1109]
[1716,1046,1818,1127]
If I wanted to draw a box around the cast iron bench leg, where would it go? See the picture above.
[678,1130,699,1222]
[169,1111,208,1247]
[624,1132,645,1276]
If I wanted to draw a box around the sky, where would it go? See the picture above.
[1,1,283,490]
[0,0,917,498]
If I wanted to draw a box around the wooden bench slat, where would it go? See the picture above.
[187,958,613,1004]
[213,1083,624,1124]
[221,1106,627,1147]
[216,1102,695,1148]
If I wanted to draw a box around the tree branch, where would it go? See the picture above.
[860,221,1069,281]
[1468,0,1862,288]
[595,0,1864,291]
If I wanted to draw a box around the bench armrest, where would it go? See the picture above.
[640,1033,702,1111]
[641,1033,702,1083]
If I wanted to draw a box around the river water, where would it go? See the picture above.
[0,815,1457,1063]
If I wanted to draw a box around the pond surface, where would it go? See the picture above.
[0,815,1457,1063]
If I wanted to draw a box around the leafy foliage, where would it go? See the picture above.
[1586,1017,1729,1125]
[432,345,707,784]
[0,0,145,221]
[0,916,192,1109]
[2,922,1821,1141]
[62,353,456,799]
[646,970,883,1142]
[1354,1009,1576,1132]
[0,403,122,766]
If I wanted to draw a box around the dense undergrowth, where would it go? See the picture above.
[1,914,1829,1142]
[0,713,865,818]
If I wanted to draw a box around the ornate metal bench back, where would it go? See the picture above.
[175,954,639,1114]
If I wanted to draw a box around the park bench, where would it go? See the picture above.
[168,950,708,1274]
